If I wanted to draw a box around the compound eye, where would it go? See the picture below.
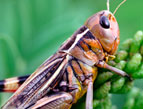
[99,16,110,29]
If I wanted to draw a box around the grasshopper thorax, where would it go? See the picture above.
[85,10,120,55]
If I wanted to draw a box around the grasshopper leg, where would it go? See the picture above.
[31,92,73,109]
[86,78,93,109]
[97,61,132,80]
[0,75,29,92]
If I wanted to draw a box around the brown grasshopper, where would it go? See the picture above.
[0,0,131,108]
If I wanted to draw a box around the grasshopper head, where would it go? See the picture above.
[85,10,120,55]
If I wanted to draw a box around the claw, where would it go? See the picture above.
[125,74,133,81]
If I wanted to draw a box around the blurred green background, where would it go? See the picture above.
[0,0,143,108]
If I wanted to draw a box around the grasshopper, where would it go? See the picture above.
[0,0,131,108]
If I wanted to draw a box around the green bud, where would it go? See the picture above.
[132,64,143,78]
[134,31,143,40]
[115,60,126,70]
[133,91,143,109]
[121,39,133,51]
[110,77,125,93]
[124,88,141,109]
[94,82,111,99]
[128,87,140,99]
[115,51,128,62]
[102,96,112,109]
[126,53,142,73]
[130,31,143,55]
[95,72,113,86]
[95,96,112,109]
[123,98,134,109]
[93,99,100,108]
[118,81,133,93]
[112,105,117,109]
[108,60,116,67]
[123,88,141,109]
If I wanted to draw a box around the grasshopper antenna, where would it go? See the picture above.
[113,0,126,15]
[107,0,110,11]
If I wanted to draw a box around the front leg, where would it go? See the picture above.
[97,60,132,80]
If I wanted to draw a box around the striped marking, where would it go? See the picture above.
[2,57,66,108]
[24,58,63,88]
[0,75,29,92]
[67,65,73,86]
[67,28,89,53]
[0,80,5,92]
[79,41,90,51]
[38,58,67,93]
[71,60,85,82]
[9,58,63,95]
[59,26,87,51]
